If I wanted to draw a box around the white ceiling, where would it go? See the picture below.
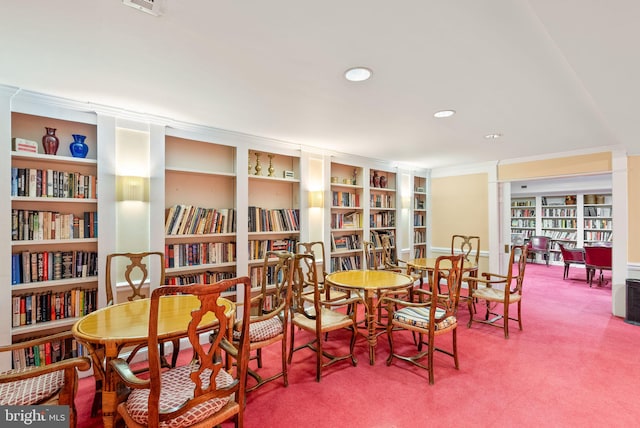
[1,1,638,169]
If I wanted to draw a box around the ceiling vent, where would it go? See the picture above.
[123,0,164,16]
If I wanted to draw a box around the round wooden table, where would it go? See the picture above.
[325,270,414,365]
[73,295,234,428]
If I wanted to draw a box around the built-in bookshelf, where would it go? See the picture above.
[247,149,300,278]
[413,174,427,258]
[583,194,612,244]
[164,135,237,291]
[9,112,99,338]
[510,197,536,243]
[369,168,397,262]
[329,162,364,271]
[541,195,577,261]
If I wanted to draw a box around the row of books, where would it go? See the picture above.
[331,233,361,252]
[542,207,577,217]
[11,250,98,285]
[543,231,578,241]
[330,255,362,271]
[11,209,97,241]
[542,218,577,229]
[584,206,612,217]
[165,205,236,235]
[248,238,298,261]
[331,212,361,229]
[414,213,425,227]
[370,194,394,208]
[511,219,536,228]
[414,230,426,243]
[249,264,284,290]
[511,208,535,217]
[12,336,87,370]
[248,207,300,232]
[165,242,236,268]
[413,246,426,258]
[11,167,97,199]
[584,219,611,229]
[332,191,360,208]
[371,230,395,248]
[512,200,535,207]
[12,288,98,327]
[370,211,396,228]
[165,271,237,286]
[584,231,612,241]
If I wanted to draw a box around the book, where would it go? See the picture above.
[12,137,38,153]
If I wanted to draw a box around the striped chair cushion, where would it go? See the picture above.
[393,307,457,330]
[0,368,65,406]
[233,317,283,342]
[125,364,234,428]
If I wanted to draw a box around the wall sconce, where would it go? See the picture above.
[116,175,149,202]
[308,191,324,208]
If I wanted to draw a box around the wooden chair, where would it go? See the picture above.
[297,241,349,303]
[0,332,91,428]
[451,234,480,300]
[558,243,585,280]
[467,244,528,338]
[91,252,179,417]
[110,277,251,428]
[526,235,550,266]
[288,253,361,381]
[380,254,464,385]
[234,251,294,392]
[584,244,612,287]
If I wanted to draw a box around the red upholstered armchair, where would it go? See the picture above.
[526,236,551,266]
[558,243,585,280]
[584,245,612,287]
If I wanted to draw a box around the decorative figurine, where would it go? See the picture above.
[268,154,275,177]
[254,152,262,175]
[248,153,252,174]
[352,169,357,185]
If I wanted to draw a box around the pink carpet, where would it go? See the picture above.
[76,264,640,427]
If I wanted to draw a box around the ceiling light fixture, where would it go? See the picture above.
[433,110,456,118]
[123,0,164,16]
[344,67,372,82]
[484,133,503,139]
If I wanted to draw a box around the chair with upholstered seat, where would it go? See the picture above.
[288,253,361,382]
[297,241,349,303]
[450,234,480,300]
[233,251,294,392]
[526,236,550,266]
[111,277,251,428]
[584,244,612,287]
[558,243,585,280]
[0,332,91,428]
[467,244,528,338]
[380,254,464,385]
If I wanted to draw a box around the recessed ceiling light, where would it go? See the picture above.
[344,67,372,82]
[434,110,456,118]
[484,133,503,139]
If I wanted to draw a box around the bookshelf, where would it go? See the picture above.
[329,162,364,271]
[413,174,428,258]
[247,149,300,281]
[164,135,237,295]
[510,196,536,244]
[583,194,612,244]
[9,112,99,342]
[369,168,397,263]
[541,195,577,262]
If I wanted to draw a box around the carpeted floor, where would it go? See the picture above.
[76,263,640,427]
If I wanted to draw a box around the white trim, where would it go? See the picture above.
[497,145,626,166]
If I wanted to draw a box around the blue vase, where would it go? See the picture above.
[70,134,89,158]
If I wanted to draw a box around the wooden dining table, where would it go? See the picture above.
[72,294,235,428]
[406,257,479,299]
[325,269,414,365]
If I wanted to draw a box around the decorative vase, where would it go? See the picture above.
[42,127,59,155]
[380,175,387,188]
[254,152,262,176]
[268,154,275,177]
[373,170,380,188]
[69,134,89,158]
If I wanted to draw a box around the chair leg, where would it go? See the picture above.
[428,335,435,385]
[517,300,523,331]
[467,297,474,328]
[504,304,509,339]
[281,334,289,387]
[452,328,459,369]
[315,334,322,382]
[287,323,295,364]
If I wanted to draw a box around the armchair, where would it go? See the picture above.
[558,243,585,280]
[584,245,612,287]
[111,277,251,428]
[467,244,528,338]
[0,332,91,428]
[526,236,551,266]
[380,254,464,384]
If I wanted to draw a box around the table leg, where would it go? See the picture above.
[365,291,376,365]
